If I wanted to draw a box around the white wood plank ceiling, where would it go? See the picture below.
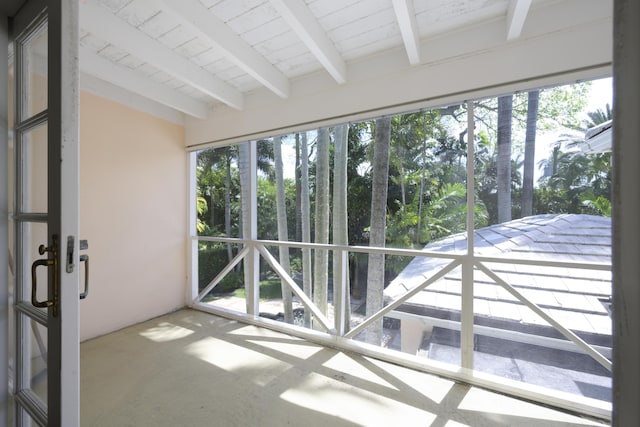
[78,0,547,119]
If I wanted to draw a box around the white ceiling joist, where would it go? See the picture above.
[159,0,290,99]
[506,0,532,40]
[392,0,421,65]
[269,0,347,84]
[80,46,209,119]
[80,0,244,110]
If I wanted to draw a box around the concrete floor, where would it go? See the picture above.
[80,309,608,427]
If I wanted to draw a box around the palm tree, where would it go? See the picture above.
[497,95,513,223]
[366,117,391,345]
[332,124,350,331]
[586,103,612,127]
[274,136,293,323]
[313,128,331,325]
[300,132,313,327]
[521,90,540,217]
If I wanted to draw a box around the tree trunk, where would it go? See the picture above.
[366,117,391,345]
[417,112,428,245]
[274,136,293,323]
[295,134,302,241]
[209,191,215,229]
[314,128,330,326]
[332,124,350,332]
[397,143,406,206]
[521,90,539,217]
[497,95,513,223]
[300,132,313,327]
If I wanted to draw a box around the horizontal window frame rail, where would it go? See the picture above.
[194,235,611,272]
[194,236,465,259]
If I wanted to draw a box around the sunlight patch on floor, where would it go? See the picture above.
[443,421,472,427]
[138,322,194,343]
[184,336,295,387]
[280,373,441,426]
[247,337,325,359]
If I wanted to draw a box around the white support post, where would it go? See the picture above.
[334,249,348,336]
[246,141,260,316]
[613,0,640,423]
[187,152,198,306]
[460,101,475,370]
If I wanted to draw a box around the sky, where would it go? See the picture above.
[586,77,613,115]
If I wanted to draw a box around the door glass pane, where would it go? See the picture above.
[16,313,48,412]
[8,44,15,209]
[19,122,48,214]
[18,222,49,309]
[20,20,48,120]
[30,319,48,404]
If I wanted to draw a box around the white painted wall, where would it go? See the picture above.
[185,0,612,148]
[79,91,187,341]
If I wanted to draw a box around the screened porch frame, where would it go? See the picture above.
[186,99,612,421]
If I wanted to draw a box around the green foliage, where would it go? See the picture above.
[195,81,610,300]
[586,103,612,127]
[536,149,611,215]
[581,195,611,217]
[537,83,591,131]
[198,243,243,294]
[196,196,209,234]
[233,280,283,300]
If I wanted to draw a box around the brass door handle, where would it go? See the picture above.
[79,254,89,300]
[31,236,59,316]
[31,259,55,308]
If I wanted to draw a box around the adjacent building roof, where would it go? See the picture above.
[581,120,613,154]
[384,214,612,340]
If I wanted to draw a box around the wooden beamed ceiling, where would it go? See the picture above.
[78,0,541,118]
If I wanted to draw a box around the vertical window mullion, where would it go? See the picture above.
[246,141,259,315]
[187,152,198,305]
[460,101,476,370]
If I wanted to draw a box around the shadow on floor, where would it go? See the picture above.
[80,309,608,427]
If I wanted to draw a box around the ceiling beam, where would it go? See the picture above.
[159,0,289,99]
[269,0,347,84]
[81,73,185,125]
[506,0,532,41]
[80,46,209,119]
[392,0,421,65]
[80,0,243,110]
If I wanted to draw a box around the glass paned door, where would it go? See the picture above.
[9,0,80,426]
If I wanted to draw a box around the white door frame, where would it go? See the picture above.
[1,10,11,427]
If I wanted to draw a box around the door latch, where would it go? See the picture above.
[66,236,90,300]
